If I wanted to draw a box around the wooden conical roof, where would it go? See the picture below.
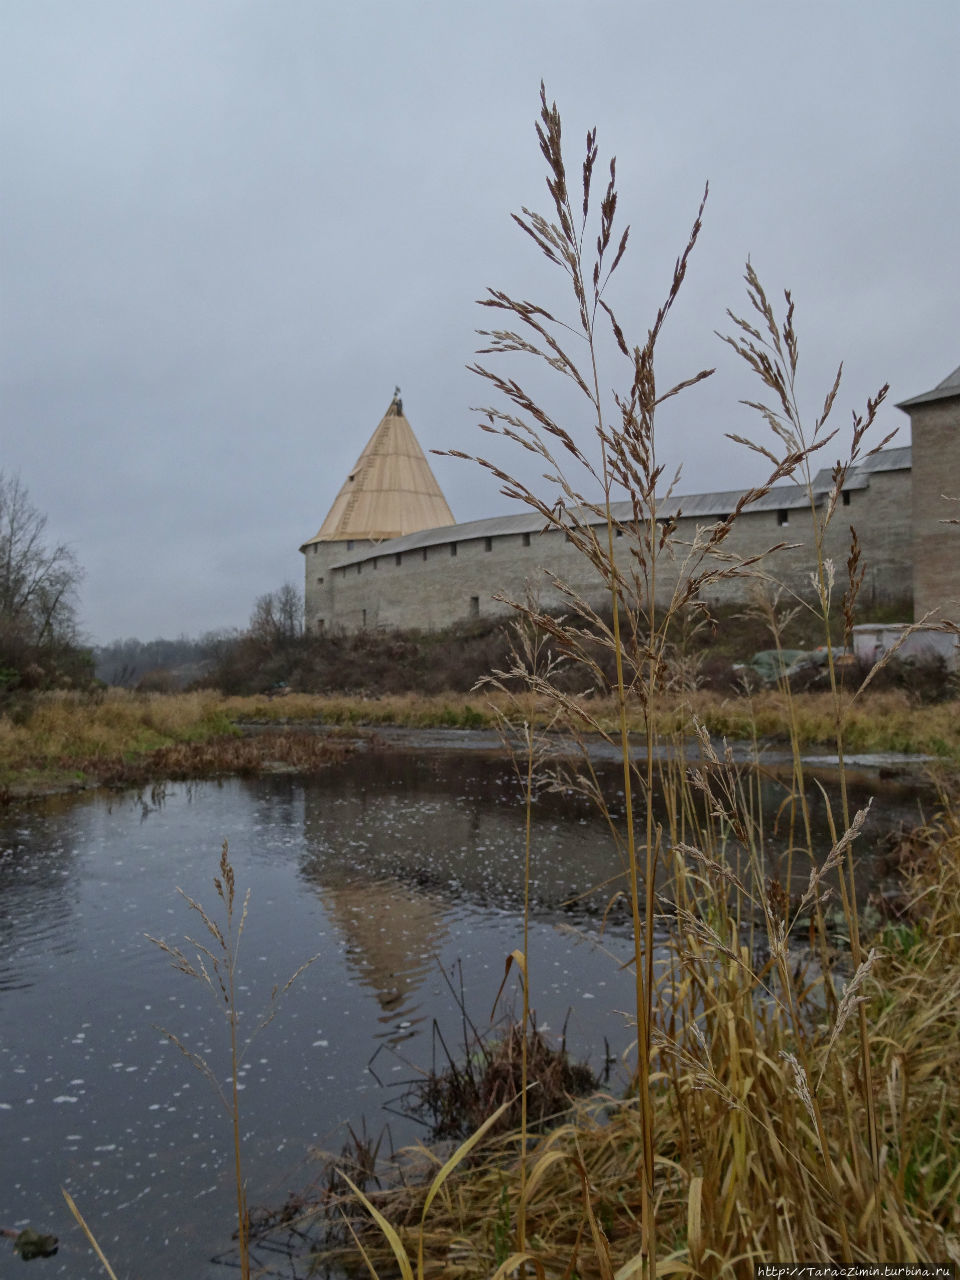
[303,394,454,545]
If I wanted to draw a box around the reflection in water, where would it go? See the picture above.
[297,751,633,918]
[319,880,449,1029]
[294,747,926,922]
[0,768,645,1280]
[0,749,930,1280]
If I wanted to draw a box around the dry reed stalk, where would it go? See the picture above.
[434,83,833,1277]
[61,1189,120,1280]
[241,87,957,1279]
[476,604,571,1256]
[722,279,903,1253]
[343,812,958,1273]
[148,842,321,1280]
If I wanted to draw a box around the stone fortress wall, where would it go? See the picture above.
[301,367,960,634]
[304,455,912,634]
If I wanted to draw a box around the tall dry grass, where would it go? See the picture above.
[0,689,364,792]
[329,805,958,1275]
[326,85,959,1278]
[0,688,234,777]
[221,688,960,755]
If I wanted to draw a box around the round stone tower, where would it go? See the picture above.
[299,392,455,632]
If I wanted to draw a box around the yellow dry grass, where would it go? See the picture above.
[320,807,960,1279]
[0,688,234,779]
[222,688,960,757]
[3,687,958,790]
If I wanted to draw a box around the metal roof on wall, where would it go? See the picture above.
[897,363,960,410]
[325,445,912,571]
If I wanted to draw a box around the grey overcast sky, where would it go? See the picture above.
[1,1,957,643]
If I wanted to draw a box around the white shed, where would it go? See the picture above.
[851,623,960,671]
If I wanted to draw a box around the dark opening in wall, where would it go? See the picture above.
[470,596,480,617]
[484,537,493,552]
[347,540,354,551]
[522,532,531,547]
[422,548,428,562]
[357,563,362,574]
[450,543,458,557]
[842,490,851,506]
[317,576,324,584]
[616,528,623,537]
[362,609,366,627]
[395,553,402,566]
[777,510,789,526]
[373,558,378,570]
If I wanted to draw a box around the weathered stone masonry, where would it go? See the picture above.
[301,367,960,633]
[902,367,960,620]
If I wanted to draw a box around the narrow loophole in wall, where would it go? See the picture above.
[522,532,531,547]
[470,596,480,617]
[842,490,851,506]
[484,537,492,552]
[450,542,458,557]
[777,509,789,527]
[395,553,402,566]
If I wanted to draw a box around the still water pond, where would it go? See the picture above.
[0,745,927,1278]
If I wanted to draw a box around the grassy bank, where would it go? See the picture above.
[0,688,352,793]
[2,686,960,796]
[318,804,959,1276]
[217,687,960,756]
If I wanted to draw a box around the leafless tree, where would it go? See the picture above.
[248,582,303,644]
[0,472,82,650]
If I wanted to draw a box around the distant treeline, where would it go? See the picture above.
[93,620,518,696]
[92,634,227,690]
